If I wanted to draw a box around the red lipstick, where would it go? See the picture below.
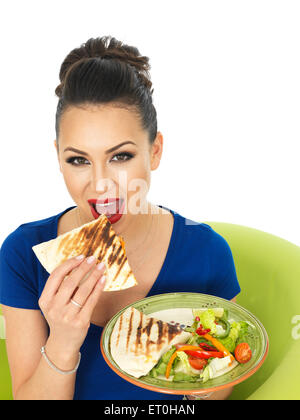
[87,198,125,224]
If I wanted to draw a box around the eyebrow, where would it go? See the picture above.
[63,141,137,156]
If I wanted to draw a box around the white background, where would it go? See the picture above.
[1,0,299,246]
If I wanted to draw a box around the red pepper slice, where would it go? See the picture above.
[184,350,224,359]
[198,342,218,352]
[196,326,211,336]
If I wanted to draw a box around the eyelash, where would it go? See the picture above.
[66,152,134,166]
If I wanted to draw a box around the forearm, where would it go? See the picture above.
[14,337,79,400]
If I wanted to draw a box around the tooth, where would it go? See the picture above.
[95,201,119,215]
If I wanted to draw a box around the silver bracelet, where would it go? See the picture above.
[40,346,81,375]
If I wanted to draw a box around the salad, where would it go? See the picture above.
[147,307,253,383]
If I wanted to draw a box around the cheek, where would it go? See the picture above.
[132,155,151,181]
[125,162,151,199]
[61,166,88,197]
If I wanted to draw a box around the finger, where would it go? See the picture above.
[69,262,106,310]
[57,256,100,305]
[80,274,107,320]
[42,255,86,299]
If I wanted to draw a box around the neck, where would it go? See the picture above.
[116,201,157,254]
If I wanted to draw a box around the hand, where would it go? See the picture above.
[38,255,106,357]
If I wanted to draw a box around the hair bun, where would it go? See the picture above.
[55,35,152,98]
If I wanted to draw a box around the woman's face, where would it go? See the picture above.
[55,104,163,232]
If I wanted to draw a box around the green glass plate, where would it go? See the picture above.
[100,293,269,395]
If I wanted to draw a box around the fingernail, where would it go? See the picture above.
[100,275,106,284]
[86,255,96,264]
[97,262,105,271]
[76,255,85,260]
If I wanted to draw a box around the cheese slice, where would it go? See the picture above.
[32,214,137,292]
[110,307,191,378]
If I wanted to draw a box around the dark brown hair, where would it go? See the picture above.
[55,36,157,150]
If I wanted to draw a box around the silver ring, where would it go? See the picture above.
[70,299,83,308]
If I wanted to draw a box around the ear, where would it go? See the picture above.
[54,140,62,172]
[150,132,163,171]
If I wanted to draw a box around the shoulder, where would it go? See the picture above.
[0,209,64,258]
[171,209,233,261]
[173,210,226,246]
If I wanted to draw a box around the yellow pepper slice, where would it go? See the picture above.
[203,333,235,364]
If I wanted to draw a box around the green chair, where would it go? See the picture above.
[207,222,300,400]
[0,306,13,400]
[1,223,300,400]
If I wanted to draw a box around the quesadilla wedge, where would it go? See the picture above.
[110,307,192,378]
[32,214,137,292]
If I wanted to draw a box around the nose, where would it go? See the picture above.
[91,164,116,195]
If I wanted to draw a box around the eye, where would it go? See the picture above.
[110,152,134,163]
[65,152,134,167]
[66,156,90,166]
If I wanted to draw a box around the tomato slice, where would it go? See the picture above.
[188,357,208,370]
[234,343,252,363]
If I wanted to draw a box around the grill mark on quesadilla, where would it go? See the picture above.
[144,317,154,337]
[132,314,186,356]
[113,255,127,280]
[157,320,164,346]
[147,319,183,351]
[83,224,104,258]
[126,307,134,352]
[86,220,111,259]
[167,323,183,342]
[116,311,123,347]
[133,314,165,356]
[98,227,115,260]
[135,310,144,355]
[57,232,79,259]
[120,271,132,289]
[117,250,125,265]
[107,243,116,265]
[143,318,155,355]
[107,243,122,267]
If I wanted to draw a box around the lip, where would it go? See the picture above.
[87,198,125,224]
[88,198,121,205]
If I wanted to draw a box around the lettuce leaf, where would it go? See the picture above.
[200,309,217,334]
[175,351,193,375]
[218,321,250,352]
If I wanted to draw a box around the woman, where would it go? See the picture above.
[0,36,240,400]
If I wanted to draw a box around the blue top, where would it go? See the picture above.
[0,205,240,400]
